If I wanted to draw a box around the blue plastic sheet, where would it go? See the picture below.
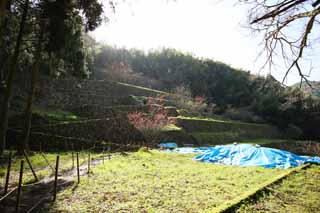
[193,144,320,169]
[159,142,178,149]
[168,147,213,154]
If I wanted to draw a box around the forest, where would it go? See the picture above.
[0,0,320,212]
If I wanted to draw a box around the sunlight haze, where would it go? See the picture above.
[91,0,320,85]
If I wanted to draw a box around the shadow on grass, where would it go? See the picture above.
[0,178,74,213]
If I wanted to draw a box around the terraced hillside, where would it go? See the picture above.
[172,116,282,146]
[9,77,283,149]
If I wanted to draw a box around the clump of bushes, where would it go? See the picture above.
[223,108,264,123]
[171,86,208,116]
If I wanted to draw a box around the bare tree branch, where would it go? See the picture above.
[241,0,320,85]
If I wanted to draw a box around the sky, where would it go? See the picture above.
[90,0,320,85]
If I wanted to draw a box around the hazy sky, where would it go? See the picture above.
[91,0,320,85]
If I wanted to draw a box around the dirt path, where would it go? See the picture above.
[0,156,107,213]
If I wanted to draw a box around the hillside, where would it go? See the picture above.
[92,46,320,139]
[292,81,320,97]
[10,76,307,161]
[8,77,284,149]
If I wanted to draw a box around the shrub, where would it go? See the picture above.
[223,108,264,123]
[127,96,175,146]
[171,86,208,116]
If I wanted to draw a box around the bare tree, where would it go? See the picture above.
[241,0,320,85]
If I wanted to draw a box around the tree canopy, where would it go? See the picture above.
[0,0,105,154]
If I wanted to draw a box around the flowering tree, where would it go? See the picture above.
[127,95,175,146]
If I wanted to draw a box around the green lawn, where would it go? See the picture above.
[50,150,289,212]
[237,165,320,213]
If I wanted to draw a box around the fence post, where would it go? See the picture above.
[87,153,90,176]
[23,150,38,182]
[102,145,105,164]
[72,152,74,169]
[108,142,111,160]
[3,152,12,195]
[76,153,80,183]
[53,155,59,202]
[15,160,24,213]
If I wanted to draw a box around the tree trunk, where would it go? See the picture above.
[0,0,11,82]
[0,0,8,22]
[0,0,7,56]
[48,52,56,77]
[0,0,29,155]
[18,30,43,154]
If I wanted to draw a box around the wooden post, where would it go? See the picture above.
[76,153,80,183]
[53,155,59,202]
[72,152,74,168]
[3,152,12,195]
[39,141,42,152]
[23,150,38,182]
[40,152,54,172]
[102,146,105,164]
[87,153,90,176]
[15,160,24,213]
[108,142,111,160]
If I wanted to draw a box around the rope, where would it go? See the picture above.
[8,128,143,151]
[0,187,17,203]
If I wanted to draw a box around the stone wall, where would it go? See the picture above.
[31,117,145,145]
[176,118,283,144]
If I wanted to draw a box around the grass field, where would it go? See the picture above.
[237,165,320,212]
[49,150,291,212]
[0,151,102,186]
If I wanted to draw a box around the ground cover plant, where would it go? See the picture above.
[49,150,289,212]
[237,165,320,213]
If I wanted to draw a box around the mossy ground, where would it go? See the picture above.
[49,151,289,212]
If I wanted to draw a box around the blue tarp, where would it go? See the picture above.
[193,144,320,169]
[159,142,178,149]
[168,147,213,154]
